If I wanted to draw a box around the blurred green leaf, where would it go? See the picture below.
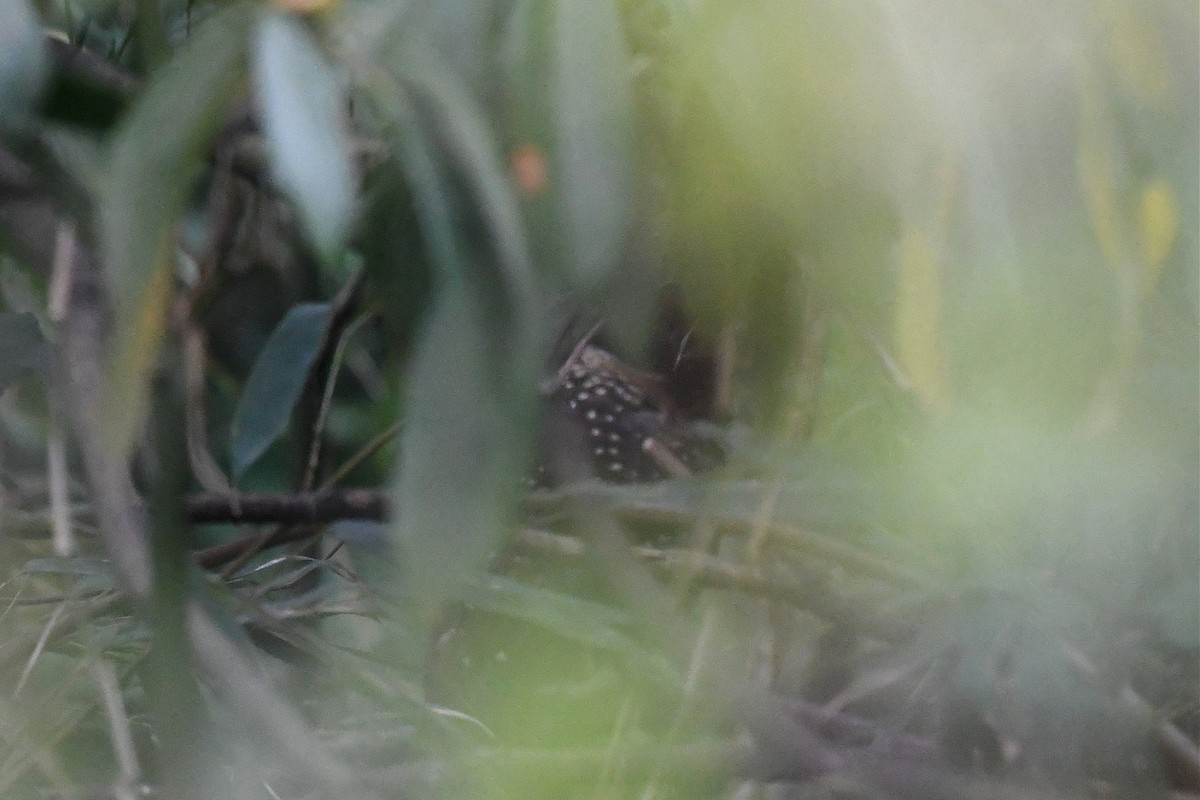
[100,4,250,457]
[1147,568,1200,650]
[667,3,898,329]
[396,46,541,345]
[367,59,546,614]
[461,575,680,688]
[502,0,634,289]
[392,277,531,616]
[0,312,48,393]
[254,13,356,264]
[230,302,333,481]
[0,0,48,130]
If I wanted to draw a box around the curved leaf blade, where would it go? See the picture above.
[502,0,634,289]
[229,302,333,481]
[100,5,250,457]
[392,280,530,615]
[461,575,681,688]
[254,13,356,264]
[0,0,48,130]
[397,49,541,351]
[364,63,541,613]
[0,312,48,393]
[550,0,633,287]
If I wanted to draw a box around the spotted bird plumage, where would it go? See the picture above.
[535,345,724,485]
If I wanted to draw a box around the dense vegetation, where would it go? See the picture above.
[0,1,1195,798]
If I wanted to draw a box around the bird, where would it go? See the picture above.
[533,342,724,486]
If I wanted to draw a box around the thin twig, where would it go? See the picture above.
[302,311,370,489]
[185,487,927,590]
[320,422,400,490]
[511,529,911,641]
[0,592,123,671]
[182,324,235,494]
[48,221,75,322]
[14,601,67,698]
[47,410,74,557]
[641,436,692,479]
[187,488,386,524]
[92,659,140,799]
[1062,641,1200,789]
[299,271,365,491]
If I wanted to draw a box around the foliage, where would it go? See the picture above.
[0,1,1195,799]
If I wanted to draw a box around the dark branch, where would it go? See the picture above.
[186,489,388,524]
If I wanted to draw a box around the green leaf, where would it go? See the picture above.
[0,0,48,130]
[1149,576,1200,649]
[392,279,530,615]
[254,13,356,264]
[396,47,541,344]
[0,312,48,393]
[364,58,542,613]
[461,575,680,688]
[22,556,119,595]
[502,0,633,289]
[229,302,333,481]
[548,0,633,287]
[99,4,251,457]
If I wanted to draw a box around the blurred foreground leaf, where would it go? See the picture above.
[392,280,530,616]
[893,227,947,409]
[371,47,542,615]
[503,0,634,288]
[0,312,47,393]
[0,0,47,130]
[461,575,679,688]
[254,12,356,264]
[100,4,250,457]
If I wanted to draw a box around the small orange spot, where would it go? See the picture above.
[509,143,549,198]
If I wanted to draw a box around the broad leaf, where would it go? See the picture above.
[460,575,680,688]
[100,4,251,457]
[230,303,333,481]
[254,13,356,264]
[397,46,541,345]
[548,0,633,287]
[370,67,542,613]
[0,0,48,130]
[0,312,47,393]
[392,279,530,615]
[502,0,633,289]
